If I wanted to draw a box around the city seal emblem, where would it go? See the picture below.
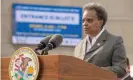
[9,47,39,80]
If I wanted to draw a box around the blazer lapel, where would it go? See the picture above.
[88,30,108,53]
[80,39,87,60]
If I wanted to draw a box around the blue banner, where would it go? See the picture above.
[12,3,82,46]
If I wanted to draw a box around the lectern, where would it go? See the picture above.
[1,55,117,80]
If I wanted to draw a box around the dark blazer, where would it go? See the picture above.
[74,30,127,78]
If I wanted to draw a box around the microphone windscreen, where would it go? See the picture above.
[49,34,63,48]
[40,36,52,45]
[37,36,52,50]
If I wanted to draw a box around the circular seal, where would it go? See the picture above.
[9,47,39,80]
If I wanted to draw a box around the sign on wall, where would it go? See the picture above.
[12,3,82,46]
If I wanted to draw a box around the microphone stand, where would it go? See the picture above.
[41,50,48,55]
[34,48,41,55]
[34,48,48,55]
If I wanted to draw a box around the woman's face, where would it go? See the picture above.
[82,10,103,36]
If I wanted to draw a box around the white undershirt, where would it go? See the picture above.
[86,28,105,52]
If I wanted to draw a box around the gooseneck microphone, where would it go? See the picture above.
[34,36,52,55]
[41,34,63,55]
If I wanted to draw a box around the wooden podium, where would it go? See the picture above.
[1,55,117,80]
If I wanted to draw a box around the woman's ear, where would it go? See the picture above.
[100,20,103,27]
[99,20,103,26]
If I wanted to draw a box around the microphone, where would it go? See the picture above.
[34,36,52,54]
[41,34,63,55]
